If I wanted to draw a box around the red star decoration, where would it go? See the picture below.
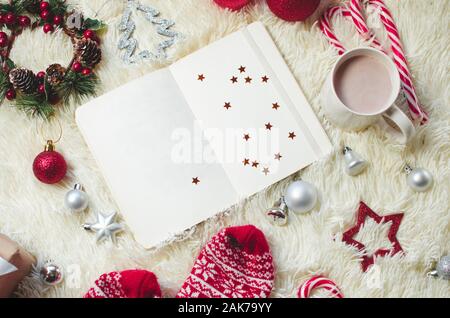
[238,66,246,73]
[342,202,404,272]
[197,74,205,81]
[230,76,238,83]
[243,158,250,166]
[261,75,269,83]
[244,76,252,83]
[265,122,273,130]
[272,102,280,110]
[224,102,232,110]
[243,133,250,141]
[252,161,259,168]
[274,153,282,160]
[288,132,296,140]
[192,177,200,185]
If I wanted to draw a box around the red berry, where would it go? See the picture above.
[18,16,31,27]
[53,15,62,25]
[40,10,51,21]
[5,89,16,100]
[81,68,92,76]
[72,62,82,72]
[0,37,8,48]
[0,14,5,24]
[37,71,46,79]
[38,84,46,94]
[40,1,50,11]
[43,23,53,33]
[0,32,7,40]
[5,13,16,25]
[83,29,95,39]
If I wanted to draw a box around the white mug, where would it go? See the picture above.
[321,47,415,144]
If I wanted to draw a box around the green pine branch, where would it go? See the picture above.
[0,70,9,103]
[15,93,55,119]
[55,70,99,105]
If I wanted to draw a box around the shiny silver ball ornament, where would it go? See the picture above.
[40,263,63,285]
[404,164,433,192]
[343,146,367,176]
[65,184,89,213]
[266,198,288,226]
[284,180,318,214]
[428,256,450,280]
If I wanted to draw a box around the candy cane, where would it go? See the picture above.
[298,275,344,298]
[319,0,428,125]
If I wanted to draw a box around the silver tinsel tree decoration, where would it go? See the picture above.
[118,0,181,64]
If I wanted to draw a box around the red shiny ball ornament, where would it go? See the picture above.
[5,89,16,100]
[266,0,321,22]
[38,84,45,94]
[18,16,31,27]
[83,29,95,39]
[5,13,16,25]
[81,68,92,76]
[43,23,53,33]
[40,10,51,21]
[0,37,7,48]
[32,142,67,184]
[72,61,82,72]
[40,1,50,11]
[53,15,62,25]
[37,71,46,79]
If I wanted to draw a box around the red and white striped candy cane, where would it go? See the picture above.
[319,0,428,125]
[298,275,344,298]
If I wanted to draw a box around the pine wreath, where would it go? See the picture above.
[0,0,105,119]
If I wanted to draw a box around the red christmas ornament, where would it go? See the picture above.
[40,1,50,11]
[342,202,404,272]
[18,15,31,27]
[81,68,92,76]
[266,0,320,22]
[38,84,45,94]
[213,0,251,11]
[83,29,95,39]
[5,88,16,100]
[40,10,51,21]
[32,140,67,184]
[72,61,82,72]
[37,71,46,79]
[0,37,8,48]
[43,23,53,33]
[4,13,16,25]
[53,15,62,25]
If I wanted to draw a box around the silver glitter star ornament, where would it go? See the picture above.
[83,211,124,244]
[118,0,181,64]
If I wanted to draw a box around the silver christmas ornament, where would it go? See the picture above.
[266,197,288,226]
[83,211,124,244]
[404,164,433,192]
[40,263,63,285]
[65,184,89,213]
[343,146,367,176]
[428,256,450,280]
[284,180,318,214]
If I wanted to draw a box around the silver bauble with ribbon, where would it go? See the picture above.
[40,263,63,285]
[428,256,450,280]
[343,146,368,176]
[284,180,318,214]
[65,184,89,213]
[404,164,433,192]
[265,198,288,226]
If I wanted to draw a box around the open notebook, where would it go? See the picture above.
[76,22,332,248]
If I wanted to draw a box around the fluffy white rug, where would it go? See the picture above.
[0,0,448,298]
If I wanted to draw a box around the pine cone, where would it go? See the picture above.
[9,68,38,95]
[74,38,102,68]
[46,64,66,86]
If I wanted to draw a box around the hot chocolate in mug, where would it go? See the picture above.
[321,47,415,144]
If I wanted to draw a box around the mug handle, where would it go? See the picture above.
[381,104,416,144]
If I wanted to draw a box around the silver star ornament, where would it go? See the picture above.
[83,211,124,244]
